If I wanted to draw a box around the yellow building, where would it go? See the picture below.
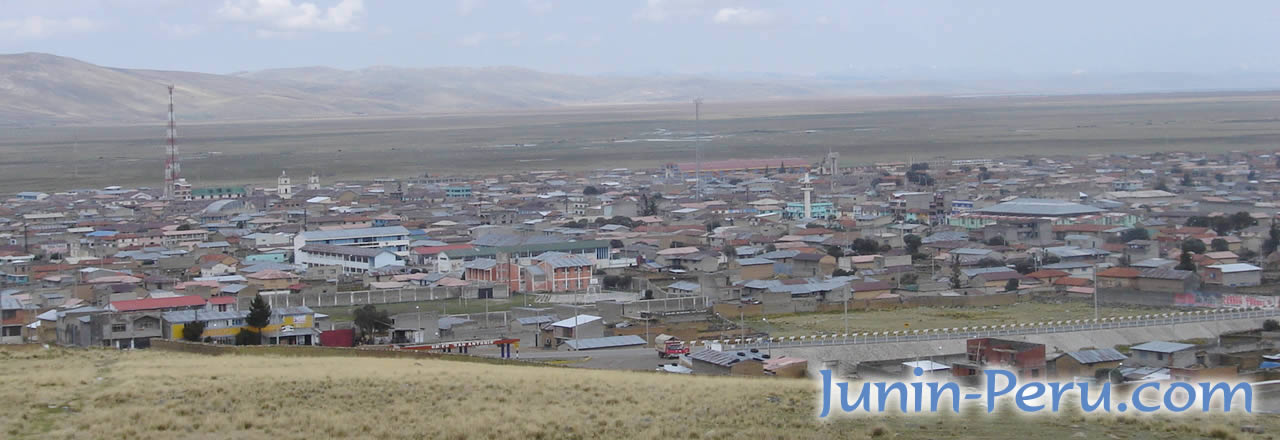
[162,306,317,345]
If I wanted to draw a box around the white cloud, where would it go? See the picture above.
[633,0,709,23]
[0,16,99,39]
[161,23,205,38]
[458,32,487,47]
[815,16,831,25]
[458,0,482,16]
[712,8,774,26]
[217,0,364,32]
[523,0,552,14]
[457,31,523,47]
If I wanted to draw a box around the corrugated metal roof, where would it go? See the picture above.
[563,335,646,350]
[689,348,768,367]
[667,281,700,292]
[1065,348,1127,364]
[975,198,1105,216]
[515,315,556,325]
[300,226,409,241]
[1131,341,1195,353]
[551,315,601,328]
[1207,263,1261,273]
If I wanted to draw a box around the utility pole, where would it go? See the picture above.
[694,98,703,200]
[1092,262,1100,321]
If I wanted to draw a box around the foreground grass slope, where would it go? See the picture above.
[1,347,1276,439]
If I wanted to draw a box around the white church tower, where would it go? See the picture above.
[278,170,293,199]
[801,172,814,220]
[307,172,320,190]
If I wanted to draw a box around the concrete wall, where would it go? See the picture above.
[772,316,1268,378]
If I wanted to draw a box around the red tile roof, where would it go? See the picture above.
[1053,277,1092,286]
[110,295,206,312]
[1097,267,1140,278]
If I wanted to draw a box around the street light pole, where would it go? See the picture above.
[1092,263,1100,321]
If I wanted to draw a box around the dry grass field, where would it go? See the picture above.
[756,303,1184,337]
[1,346,1277,439]
[5,91,1280,190]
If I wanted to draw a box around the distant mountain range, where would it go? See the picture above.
[3,52,1280,125]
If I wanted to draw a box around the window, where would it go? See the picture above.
[1,310,15,320]
[1,326,20,337]
[231,319,245,326]
[1156,352,1165,361]
[111,324,127,332]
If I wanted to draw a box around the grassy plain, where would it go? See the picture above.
[5,92,1280,190]
[756,302,1184,337]
[1,347,1276,439]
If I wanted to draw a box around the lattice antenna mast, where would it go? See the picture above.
[164,85,180,199]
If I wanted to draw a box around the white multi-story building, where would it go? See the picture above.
[293,226,411,257]
[295,243,403,274]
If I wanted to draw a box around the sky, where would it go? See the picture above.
[1,0,1278,77]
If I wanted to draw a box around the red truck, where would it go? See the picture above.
[655,334,689,358]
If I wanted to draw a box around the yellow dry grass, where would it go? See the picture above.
[0,347,1277,439]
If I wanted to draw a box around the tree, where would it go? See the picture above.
[1229,211,1257,231]
[825,245,845,258]
[704,220,721,232]
[1180,173,1194,187]
[1181,238,1206,254]
[899,273,919,285]
[176,223,193,231]
[1214,173,1225,183]
[1153,178,1170,192]
[640,194,660,216]
[985,236,1007,246]
[1014,260,1036,274]
[949,254,963,290]
[1264,222,1280,256]
[354,305,392,343]
[851,238,880,255]
[1210,238,1230,252]
[903,234,922,256]
[778,161,786,174]
[1120,228,1150,242]
[582,186,600,195]
[833,268,856,277]
[242,294,272,345]
[1186,216,1212,228]
[1042,254,1061,265]
[1265,319,1280,332]
[609,239,624,249]
[977,257,1004,268]
[721,244,736,260]
[1004,278,1020,292]
[182,321,207,342]
[1176,251,1197,272]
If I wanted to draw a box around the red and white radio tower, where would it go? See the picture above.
[163,85,181,200]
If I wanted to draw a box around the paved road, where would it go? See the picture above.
[498,347,671,371]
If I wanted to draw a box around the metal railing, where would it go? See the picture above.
[696,308,1280,350]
